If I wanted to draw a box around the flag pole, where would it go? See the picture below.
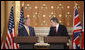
[74,1,78,6]
[22,2,24,7]
[12,1,14,7]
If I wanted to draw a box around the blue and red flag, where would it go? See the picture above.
[4,6,19,49]
[72,5,82,49]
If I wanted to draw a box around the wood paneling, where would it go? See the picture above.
[1,1,5,34]
[20,1,84,27]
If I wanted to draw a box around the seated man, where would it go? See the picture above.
[48,17,70,41]
[18,17,35,36]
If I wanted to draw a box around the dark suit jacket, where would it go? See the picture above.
[18,25,35,36]
[48,24,70,39]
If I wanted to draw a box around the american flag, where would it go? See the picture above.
[72,5,82,49]
[18,6,24,30]
[4,6,19,49]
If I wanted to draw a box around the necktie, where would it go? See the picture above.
[55,27,56,33]
[55,27,57,35]
[26,27,30,36]
[56,26,58,32]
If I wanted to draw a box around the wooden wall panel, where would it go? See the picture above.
[1,1,5,34]
[20,1,84,27]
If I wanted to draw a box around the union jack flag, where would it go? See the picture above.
[72,5,82,49]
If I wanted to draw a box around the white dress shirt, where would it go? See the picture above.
[55,24,59,32]
[24,25,29,31]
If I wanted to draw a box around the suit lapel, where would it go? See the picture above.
[28,26,31,36]
[23,26,28,36]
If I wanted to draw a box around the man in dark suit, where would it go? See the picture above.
[48,17,70,42]
[18,17,35,36]
[18,17,35,49]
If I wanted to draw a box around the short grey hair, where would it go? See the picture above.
[23,17,29,23]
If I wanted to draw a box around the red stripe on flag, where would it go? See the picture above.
[81,12,84,49]
[7,33,12,45]
[13,28,19,49]
[15,43,19,49]
[6,39,10,49]
[73,29,82,32]
[75,37,80,45]
[81,31,84,49]
[10,33,14,49]
[16,44,19,49]
[74,16,80,25]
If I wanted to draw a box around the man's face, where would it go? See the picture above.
[26,19,30,26]
[51,20,57,27]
